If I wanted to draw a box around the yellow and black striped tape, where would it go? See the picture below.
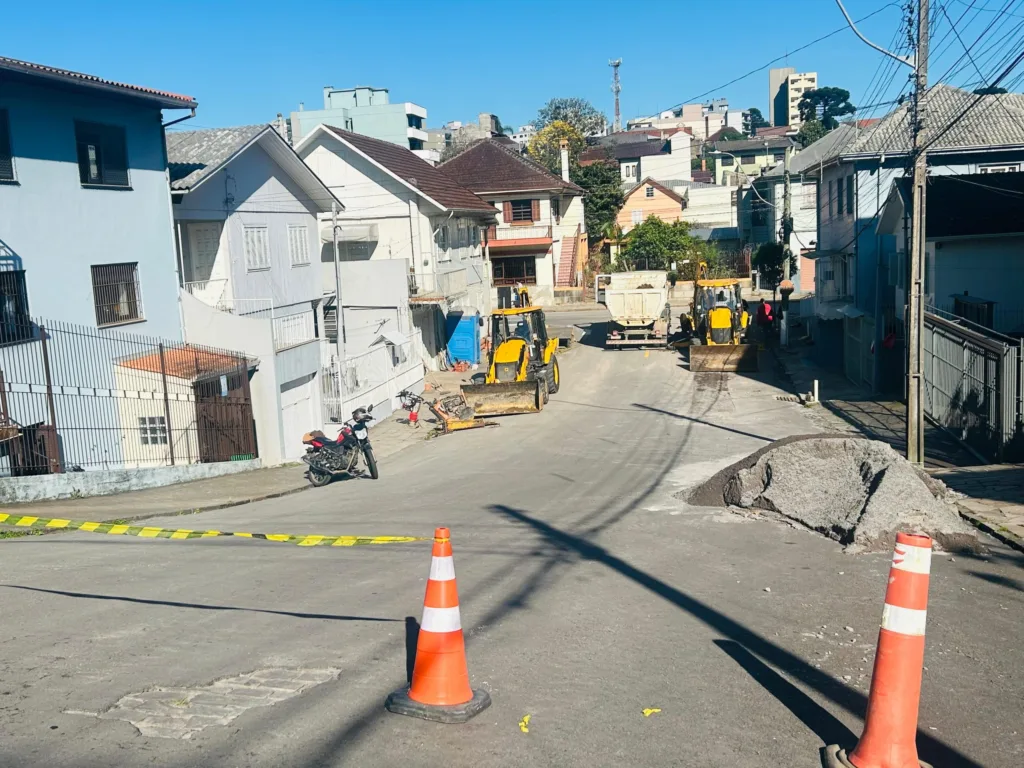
[0,513,429,547]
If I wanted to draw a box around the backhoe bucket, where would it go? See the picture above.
[460,381,544,417]
[689,344,759,373]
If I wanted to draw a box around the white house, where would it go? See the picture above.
[294,124,497,370]
[167,124,340,463]
[439,138,587,304]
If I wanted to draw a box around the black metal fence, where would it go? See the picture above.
[0,317,257,477]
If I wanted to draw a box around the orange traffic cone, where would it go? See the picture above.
[825,532,934,768]
[385,527,491,723]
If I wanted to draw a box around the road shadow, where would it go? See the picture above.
[485,503,984,768]
[632,402,774,443]
[967,570,1024,592]
[405,616,419,683]
[714,640,857,749]
[0,584,402,623]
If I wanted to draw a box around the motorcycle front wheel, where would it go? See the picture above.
[308,468,332,487]
[363,447,379,480]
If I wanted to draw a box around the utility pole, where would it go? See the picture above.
[609,59,622,133]
[779,143,794,347]
[906,0,929,466]
[331,202,346,420]
[782,144,793,281]
[835,0,924,464]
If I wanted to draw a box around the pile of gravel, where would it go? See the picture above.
[686,435,982,553]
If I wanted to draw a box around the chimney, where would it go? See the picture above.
[559,139,570,182]
[299,102,305,112]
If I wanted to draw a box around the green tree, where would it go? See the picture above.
[493,116,505,135]
[618,217,712,272]
[572,157,624,244]
[527,120,586,176]
[536,97,607,136]
[973,85,1008,96]
[716,127,744,142]
[752,243,797,287]
[796,119,828,147]
[744,107,770,135]
[798,87,856,130]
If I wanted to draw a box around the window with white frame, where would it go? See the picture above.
[288,224,310,267]
[139,416,168,445]
[980,163,1020,173]
[801,183,817,210]
[243,226,270,271]
[632,209,643,224]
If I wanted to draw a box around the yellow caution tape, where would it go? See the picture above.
[0,513,429,547]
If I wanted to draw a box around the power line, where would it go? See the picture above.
[635,1,900,118]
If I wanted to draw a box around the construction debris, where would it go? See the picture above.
[686,435,983,553]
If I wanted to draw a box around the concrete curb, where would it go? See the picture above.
[1,427,438,537]
[956,506,1024,554]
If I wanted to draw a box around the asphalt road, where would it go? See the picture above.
[2,339,1021,768]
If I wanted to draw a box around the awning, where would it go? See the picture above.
[803,249,844,261]
[320,223,379,244]
[372,330,410,347]
[817,301,863,321]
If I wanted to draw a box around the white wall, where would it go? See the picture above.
[683,186,737,228]
[180,291,286,465]
[175,142,323,310]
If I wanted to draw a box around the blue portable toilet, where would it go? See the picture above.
[446,311,480,365]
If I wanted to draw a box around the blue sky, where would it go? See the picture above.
[2,0,1008,131]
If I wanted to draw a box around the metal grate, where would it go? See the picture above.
[91,262,143,327]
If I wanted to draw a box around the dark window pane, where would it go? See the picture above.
[75,122,129,187]
[510,199,533,222]
[0,109,13,181]
[91,263,143,326]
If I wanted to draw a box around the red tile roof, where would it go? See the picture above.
[0,56,196,108]
[439,138,584,195]
[118,346,249,380]
[321,126,495,214]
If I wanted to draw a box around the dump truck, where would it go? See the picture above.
[603,271,672,348]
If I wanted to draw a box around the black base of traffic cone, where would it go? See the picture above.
[822,745,932,768]
[385,686,491,724]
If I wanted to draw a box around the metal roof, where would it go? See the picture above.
[167,125,267,190]
[166,124,340,212]
[0,56,196,109]
[847,84,1024,156]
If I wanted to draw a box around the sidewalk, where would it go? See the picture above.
[772,343,1024,552]
[930,465,1024,552]
[772,345,978,468]
[0,410,433,530]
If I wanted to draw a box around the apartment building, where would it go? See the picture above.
[289,86,429,159]
[769,68,818,128]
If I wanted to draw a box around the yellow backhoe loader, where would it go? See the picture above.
[460,292,560,417]
[679,264,758,373]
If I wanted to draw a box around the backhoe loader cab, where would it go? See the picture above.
[682,264,758,372]
[461,306,561,417]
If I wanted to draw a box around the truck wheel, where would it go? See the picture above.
[548,356,561,394]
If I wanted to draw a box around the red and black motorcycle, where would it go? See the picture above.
[301,405,378,487]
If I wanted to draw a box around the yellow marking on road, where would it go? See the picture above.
[642,708,661,717]
[644,350,650,358]
[519,714,531,733]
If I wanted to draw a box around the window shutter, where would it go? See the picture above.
[503,201,512,222]
[531,199,540,221]
[0,110,13,181]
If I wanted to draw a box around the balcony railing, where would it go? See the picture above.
[488,225,552,242]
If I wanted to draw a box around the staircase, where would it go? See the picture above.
[556,225,580,287]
